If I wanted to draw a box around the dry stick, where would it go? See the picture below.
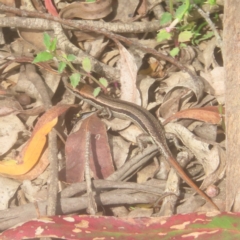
[0,17,161,33]
[25,64,58,216]
[192,3,222,48]
[46,130,58,216]
[61,179,165,198]
[106,145,159,181]
[84,131,97,215]
[0,191,159,231]
[0,3,199,81]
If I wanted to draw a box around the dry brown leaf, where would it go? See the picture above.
[164,106,223,125]
[137,0,148,16]
[59,0,112,20]
[111,0,139,22]
[65,113,114,183]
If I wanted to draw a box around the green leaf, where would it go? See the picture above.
[99,77,108,87]
[180,43,187,48]
[160,12,172,26]
[67,54,76,62]
[85,0,96,2]
[156,29,172,43]
[193,0,205,4]
[70,73,81,88]
[93,87,101,97]
[175,4,188,20]
[58,62,67,73]
[82,57,91,73]
[49,38,57,52]
[208,0,216,5]
[170,47,180,57]
[194,32,214,44]
[33,51,54,63]
[43,33,51,50]
[178,31,193,42]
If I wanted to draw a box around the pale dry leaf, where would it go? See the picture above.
[137,162,157,183]
[118,124,143,144]
[0,99,23,116]
[200,145,226,190]
[21,180,48,202]
[163,70,204,102]
[117,42,140,105]
[18,29,47,51]
[201,66,225,103]
[0,114,25,156]
[102,118,131,132]
[0,176,20,210]
[128,46,145,70]
[177,195,206,214]
[138,39,161,49]
[20,0,35,11]
[40,68,61,98]
[21,180,41,202]
[101,49,119,65]
[191,123,217,142]
[0,28,4,45]
[138,75,155,108]
[179,46,196,65]
[111,0,139,22]
[199,37,217,71]
[109,135,131,169]
[15,68,42,102]
[160,90,185,119]
[10,38,37,56]
[2,61,20,74]
[128,208,153,218]
[165,123,220,176]
[111,206,129,217]
[74,31,99,42]
[83,37,109,58]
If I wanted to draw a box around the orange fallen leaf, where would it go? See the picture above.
[0,104,74,176]
[0,150,49,181]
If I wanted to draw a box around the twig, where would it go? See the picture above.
[61,179,165,198]
[0,16,161,33]
[85,131,97,215]
[192,3,222,48]
[0,191,159,231]
[106,145,159,181]
[46,130,58,216]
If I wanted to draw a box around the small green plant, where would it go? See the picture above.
[33,33,108,95]
[157,0,217,57]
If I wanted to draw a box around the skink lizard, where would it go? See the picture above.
[66,83,219,211]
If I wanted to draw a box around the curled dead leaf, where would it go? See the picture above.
[59,0,112,20]
[164,106,223,125]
